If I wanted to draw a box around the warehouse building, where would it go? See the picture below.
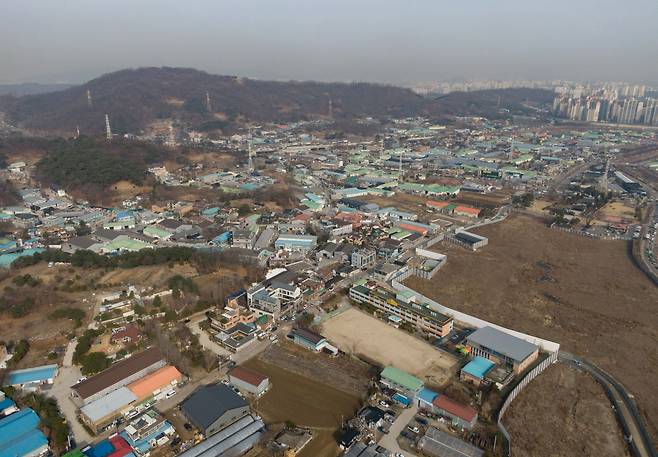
[349,284,453,338]
[419,427,484,457]
[448,230,488,250]
[289,328,338,354]
[72,347,165,405]
[466,326,539,374]
[4,364,58,390]
[0,408,49,457]
[228,366,269,397]
[80,387,137,433]
[127,365,182,401]
[380,366,423,397]
[178,414,265,457]
[181,384,250,437]
[432,395,478,430]
[274,234,318,252]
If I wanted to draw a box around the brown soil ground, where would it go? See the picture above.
[453,191,512,208]
[405,213,658,442]
[258,339,373,397]
[505,363,629,457]
[322,308,458,387]
[243,358,362,457]
[99,263,197,288]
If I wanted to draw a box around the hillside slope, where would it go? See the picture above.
[0,67,553,135]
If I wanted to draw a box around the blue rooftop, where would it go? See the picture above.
[462,356,495,380]
[6,365,58,386]
[83,439,114,457]
[0,248,45,269]
[416,388,439,405]
[0,408,48,457]
[0,398,15,411]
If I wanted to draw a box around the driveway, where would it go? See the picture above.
[378,404,419,457]
[187,316,231,357]
[48,364,91,447]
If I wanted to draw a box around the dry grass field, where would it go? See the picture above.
[243,358,362,457]
[405,213,658,441]
[321,308,458,387]
[505,363,629,457]
[99,263,197,287]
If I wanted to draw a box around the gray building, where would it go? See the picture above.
[181,384,250,437]
[351,249,376,269]
[228,366,269,396]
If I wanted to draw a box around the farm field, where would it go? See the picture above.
[243,358,361,457]
[321,308,458,388]
[405,213,658,442]
[505,363,629,457]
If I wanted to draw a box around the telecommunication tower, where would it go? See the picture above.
[105,114,112,140]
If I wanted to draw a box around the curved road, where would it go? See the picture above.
[559,352,657,457]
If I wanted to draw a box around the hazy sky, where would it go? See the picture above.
[2,0,658,85]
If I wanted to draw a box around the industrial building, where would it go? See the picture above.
[72,347,165,405]
[228,366,269,396]
[418,427,484,457]
[178,414,265,457]
[0,408,49,457]
[289,328,338,354]
[466,326,539,374]
[448,230,489,250]
[4,364,58,390]
[274,234,318,252]
[181,383,250,437]
[349,284,453,338]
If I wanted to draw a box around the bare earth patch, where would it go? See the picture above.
[322,308,458,387]
[405,213,658,441]
[505,363,629,457]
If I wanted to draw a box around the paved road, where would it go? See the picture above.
[48,339,92,446]
[378,405,419,457]
[559,352,657,457]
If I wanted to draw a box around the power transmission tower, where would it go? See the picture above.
[105,114,112,140]
[205,91,212,113]
[87,89,93,108]
[247,129,255,173]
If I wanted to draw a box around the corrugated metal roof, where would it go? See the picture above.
[466,326,538,363]
[181,384,248,431]
[127,365,181,401]
[380,366,423,392]
[178,415,265,457]
[80,387,137,423]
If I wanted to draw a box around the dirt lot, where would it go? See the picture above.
[243,358,361,457]
[405,213,658,441]
[595,200,637,222]
[321,308,458,387]
[99,263,197,288]
[259,339,373,396]
[505,363,629,457]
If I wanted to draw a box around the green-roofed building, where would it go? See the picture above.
[62,450,85,457]
[380,366,423,395]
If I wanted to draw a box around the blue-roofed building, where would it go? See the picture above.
[460,357,496,386]
[274,234,317,253]
[0,248,45,269]
[201,207,220,217]
[211,231,231,246]
[4,364,58,390]
[0,394,17,417]
[0,408,49,457]
[415,388,439,409]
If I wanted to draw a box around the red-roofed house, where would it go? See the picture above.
[228,366,269,396]
[426,200,451,211]
[110,324,143,346]
[454,205,481,218]
[432,394,478,430]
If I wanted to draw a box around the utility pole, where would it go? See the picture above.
[105,114,112,141]
[248,128,255,173]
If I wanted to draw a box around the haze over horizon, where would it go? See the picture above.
[2,0,658,86]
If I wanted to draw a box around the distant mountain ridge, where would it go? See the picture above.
[0,83,73,96]
[0,67,553,135]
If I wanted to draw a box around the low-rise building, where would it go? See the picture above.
[465,326,539,374]
[380,366,423,397]
[4,364,58,390]
[460,356,495,386]
[289,328,337,354]
[0,408,49,457]
[181,384,250,437]
[274,234,318,252]
[349,284,453,338]
[228,366,269,396]
[432,394,478,430]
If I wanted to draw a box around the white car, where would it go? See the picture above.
[408,425,420,433]
[379,400,390,408]
[77,376,87,383]
[165,390,176,399]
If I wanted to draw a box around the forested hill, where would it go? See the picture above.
[0,67,553,135]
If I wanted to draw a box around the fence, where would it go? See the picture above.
[497,351,559,456]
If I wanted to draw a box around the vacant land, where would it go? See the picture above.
[243,358,361,457]
[505,363,629,457]
[406,213,658,441]
[99,263,197,287]
[322,308,458,387]
[259,339,373,396]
